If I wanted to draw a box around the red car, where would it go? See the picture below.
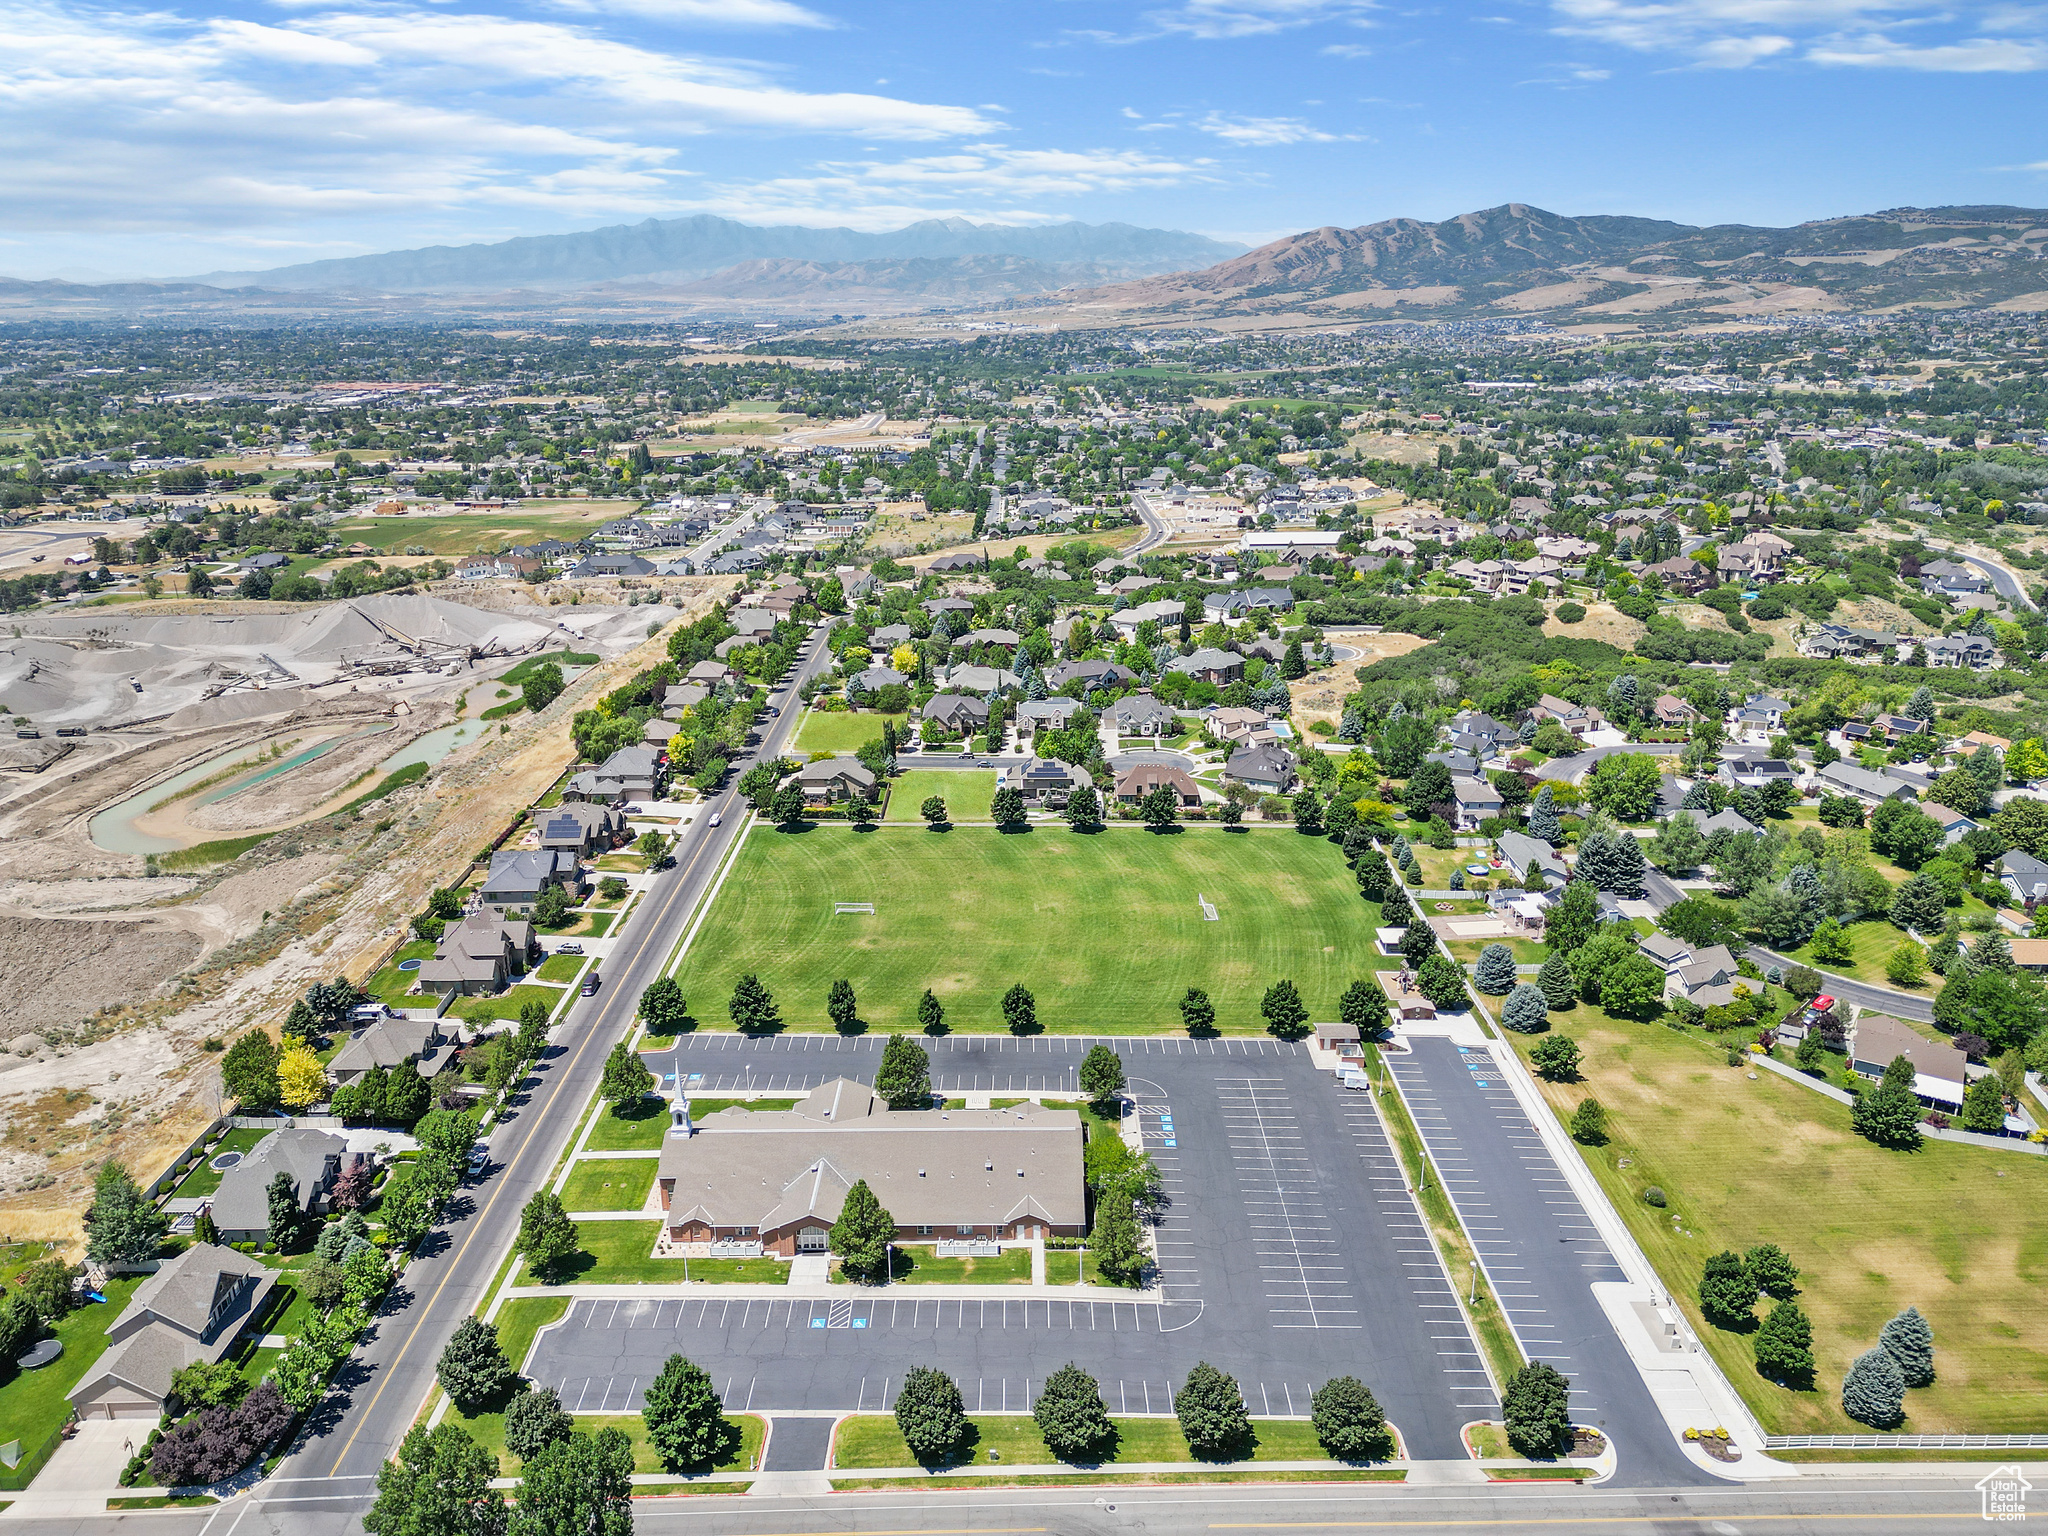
[1809,995,1835,1016]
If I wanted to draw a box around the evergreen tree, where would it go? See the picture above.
[1842,1346,1906,1428]
[893,1367,966,1464]
[1973,930,2014,972]
[1473,944,1518,995]
[437,1318,516,1412]
[1527,785,1562,844]
[1090,1195,1143,1284]
[1033,1363,1115,1462]
[1501,1362,1572,1457]
[1568,1097,1607,1144]
[267,1170,307,1253]
[1002,982,1039,1034]
[1302,1375,1390,1462]
[1681,778,1713,811]
[1960,1075,2007,1133]
[1753,1299,1815,1385]
[1851,1080,1924,1149]
[83,1160,168,1266]
[829,1178,895,1282]
[1744,1242,1800,1299]
[1178,986,1216,1034]
[728,973,781,1033]
[504,1386,574,1464]
[1175,1362,1250,1459]
[598,1040,654,1114]
[1880,1305,1936,1387]
[1903,685,1936,721]
[1400,919,1437,969]
[642,1352,735,1470]
[1887,872,1947,934]
[1577,829,1646,898]
[827,978,859,1033]
[1536,950,1578,1009]
[1501,982,1549,1032]
[1699,1250,1758,1326]
[917,989,946,1035]
[1260,978,1309,1039]
[874,1034,931,1109]
[515,1190,580,1283]
[1337,978,1386,1034]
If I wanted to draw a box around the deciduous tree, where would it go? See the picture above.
[728,973,780,1033]
[1002,983,1039,1034]
[1179,986,1216,1034]
[893,1368,966,1464]
[1260,978,1309,1039]
[437,1318,517,1413]
[874,1034,931,1109]
[1531,1033,1581,1080]
[1034,1363,1114,1462]
[1501,1362,1572,1457]
[1310,1376,1391,1461]
[1175,1362,1250,1459]
[363,1422,506,1536]
[642,1353,736,1471]
[829,1178,895,1283]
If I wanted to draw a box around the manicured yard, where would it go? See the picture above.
[797,711,905,755]
[1777,917,1931,990]
[595,854,646,873]
[561,1158,657,1213]
[449,983,565,1026]
[461,1409,765,1477]
[494,1296,570,1375]
[535,954,588,983]
[538,1222,790,1285]
[674,824,1374,1032]
[0,1276,144,1491]
[879,771,997,824]
[585,1097,799,1152]
[1444,937,1548,967]
[1501,1009,2048,1433]
[1046,1249,1084,1285]
[170,1127,274,1198]
[364,941,437,1005]
[837,1246,1032,1285]
[832,1414,1332,1469]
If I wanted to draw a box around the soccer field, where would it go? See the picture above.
[672,822,1370,1034]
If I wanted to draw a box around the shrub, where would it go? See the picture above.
[1555,602,1587,624]
[1642,1186,1666,1208]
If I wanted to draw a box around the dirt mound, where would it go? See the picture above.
[0,918,202,1043]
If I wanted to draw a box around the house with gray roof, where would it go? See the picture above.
[69,1244,276,1419]
[1814,760,1917,805]
[1108,690,1179,736]
[206,1129,359,1245]
[728,607,777,637]
[848,667,909,695]
[1225,742,1297,796]
[329,1009,453,1080]
[565,745,664,804]
[797,757,877,805]
[478,849,582,912]
[1000,758,1092,808]
[1699,807,1763,839]
[411,910,537,1000]
[940,664,1019,695]
[538,801,627,857]
[1165,647,1244,685]
[1999,849,2048,907]
[919,693,988,735]
[869,623,913,648]
[1495,830,1567,887]
[655,1079,1084,1256]
[1015,697,1086,738]
[1451,774,1504,831]
[1048,659,1136,694]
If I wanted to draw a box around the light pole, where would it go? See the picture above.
[1469,1259,1479,1305]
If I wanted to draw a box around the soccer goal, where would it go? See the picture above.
[1196,893,1219,922]
[833,901,876,915]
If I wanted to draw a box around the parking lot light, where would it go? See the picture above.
[1469,1258,1479,1304]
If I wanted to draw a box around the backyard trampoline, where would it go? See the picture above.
[209,1151,243,1171]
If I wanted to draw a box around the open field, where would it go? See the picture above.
[673,824,1369,1034]
[881,770,996,823]
[1501,1009,2048,1433]
[330,504,624,555]
[795,710,904,755]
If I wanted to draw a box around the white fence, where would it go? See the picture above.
[708,1241,764,1259]
[934,1240,1001,1258]
[1763,1432,2048,1449]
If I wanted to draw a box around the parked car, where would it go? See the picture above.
[466,1146,490,1177]
[582,972,602,997]
[556,942,584,956]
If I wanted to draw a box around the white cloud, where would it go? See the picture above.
[1321,40,1373,54]
[1807,28,2048,63]
[536,0,833,25]
[1142,0,1376,40]
[1549,0,2048,70]
[1195,111,1356,143]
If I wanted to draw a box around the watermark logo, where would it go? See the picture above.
[1978,1465,2031,1523]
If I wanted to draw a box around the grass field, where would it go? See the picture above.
[832,1414,1336,1469]
[0,1276,144,1490]
[535,954,587,983]
[1500,1011,2048,1433]
[561,1158,656,1212]
[587,1098,799,1151]
[797,711,904,755]
[674,824,1370,1033]
[460,1403,764,1476]
[1778,917,1931,990]
[880,771,996,823]
[448,983,564,1026]
[830,1246,1032,1285]
[331,507,617,556]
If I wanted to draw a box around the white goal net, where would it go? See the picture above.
[1197,893,1218,922]
[834,901,876,915]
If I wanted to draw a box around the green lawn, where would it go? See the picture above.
[1046,1250,1083,1285]
[449,984,565,1026]
[561,1159,656,1213]
[495,1297,569,1375]
[880,771,997,823]
[585,1098,799,1152]
[364,941,437,1005]
[595,854,645,873]
[673,824,1371,1032]
[0,1277,144,1490]
[535,954,587,983]
[541,1221,791,1285]
[1778,917,1931,991]
[460,1410,765,1478]
[836,1246,1032,1285]
[330,510,617,555]
[1445,938,1548,966]
[798,711,905,755]
[1502,1009,2048,1434]
[832,1414,1334,1469]
[169,1127,274,1198]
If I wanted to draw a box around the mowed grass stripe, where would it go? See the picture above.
[673,824,1364,1033]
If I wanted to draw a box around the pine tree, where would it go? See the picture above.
[1179,986,1216,1034]
[1973,930,2014,971]
[1851,1080,1924,1149]
[1501,1361,1572,1457]
[1960,1075,2006,1133]
[83,1160,168,1267]
[1260,978,1309,1039]
[1175,1362,1250,1459]
[728,973,781,1033]
[1753,1299,1814,1384]
[1002,982,1038,1034]
[1842,1346,1906,1428]
[917,989,946,1035]
[1879,1305,1936,1387]
[436,1317,516,1412]
[1310,1375,1391,1461]
[874,1034,931,1109]
[893,1367,966,1464]
[1033,1363,1114,1462]
[1528,785,1562,844]
[1536,950,1578,1009]
[1473,944,1518,995]
[267,1170,306,1252]
[1545,881,1601,955]
[827,978,859,1033]
[642,1352,734,1471]
[1568,1097,1607,1144]
[829,1178,895,1282]
[1499,982,1547,1033]
[1744,1243,1800,1299]
[1903,685,1936,721]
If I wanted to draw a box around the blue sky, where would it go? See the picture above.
[5,0,2046,279]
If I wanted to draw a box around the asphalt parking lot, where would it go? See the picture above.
[534,1033,1483,1460]
[1384,1037,1709,1486]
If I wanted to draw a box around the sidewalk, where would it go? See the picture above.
[499,1280,1159,1303]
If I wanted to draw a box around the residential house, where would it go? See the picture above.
[954,628,1021,652]
[1718,755,1800,790]
[565,551,657,580]
[999,758,1091,808]
[1451,775,1504,831]
[869,623,914,650]
[1048,659,1137,695]
[1814,760,1917,805]
[1202,705,1277,747]
[728,607,778,638]
[2008,937,2048,974]
[919,693,990,736]
[1202,588,1295,624]
[1651,694,1699,729]
[1933,811,1979,845]
[68,1245,277,1419]
[329,1010,455,1079]
[1113,763,1202,809]
[537,801,628,857]
[1668,943,1743,1010]
[796,758,878,805]
[1848,1014,1973,1114]
[1165,647,1244,686]
[848,666,910,695]
[206,1129,360,1245]
[1918,560,1990,599]
[478,849,582,912]
[1698,808,1764,839]
[1644,556,1712,595]
[1875,714,1932,742]
[565,745,665,804]
[940,664,1019,695]
[412,911,540,999]
[684,659,736,689]
[1495,829,1567,887]
[1998,849,2048,907]
[1530,695,1604,735]
[654,1080,1084,1255]
[1109,691,1180,737]
[1014,698,1085,739]
[1107,598,1187,639]
[921,597,975,623]
[926,551,984,573]
[1225,743,1297,796]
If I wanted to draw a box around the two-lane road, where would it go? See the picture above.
[285,625,835,1492]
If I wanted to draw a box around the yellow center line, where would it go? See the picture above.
[323,664,812,1475]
